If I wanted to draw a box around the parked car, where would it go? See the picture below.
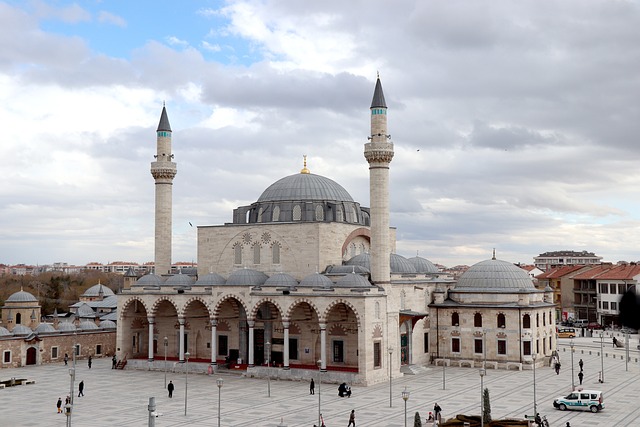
[556,328,576,338]
[588,322,604,330]
[553,390,604,413]
[573,319,589,327]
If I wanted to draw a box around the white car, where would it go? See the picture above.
[553,389,604,413]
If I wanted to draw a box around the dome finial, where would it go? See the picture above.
[492,248,496,260]
[300,154,310,174]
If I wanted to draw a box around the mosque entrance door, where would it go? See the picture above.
[400,334,409,365]
[26,347,37,365]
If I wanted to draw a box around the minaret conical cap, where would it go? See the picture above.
[157,105,172,132]
[370,76,387,109]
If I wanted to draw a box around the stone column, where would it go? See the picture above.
[407,320,413,365]
[248,320,255,367]
[211,319,217,366]
[178,317,185,362]
[147,316,155,362]
[320,323,327,372]
[283,321,290,370]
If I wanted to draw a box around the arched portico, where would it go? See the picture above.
[119,298,151,360]
[325,300,360,371]
[213,296,249,366]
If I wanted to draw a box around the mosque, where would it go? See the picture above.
[116,77,557,385]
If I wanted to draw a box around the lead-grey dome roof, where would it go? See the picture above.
[165,273,195,286]
[58,322,77,332]
[99,320,117,329]
[299,273,334,288]
[408,256,439,274]
[455,258,535,291]
[195,272,226,286]
[135,274,164,286]
[264,273,299,287]
[336,273,372,288]
[345,253,417,274]
[82,283,115,297]
[76,303,95,318]
[6,290,38,303]
[35,323,57,334]
[227,268,269,286]
[12,325,33,336]
[79,320,99,330]
[0,326,10,336]
[257,173,354,203]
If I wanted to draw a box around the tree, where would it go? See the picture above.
[414,411,422,427]
[483,387,492,424]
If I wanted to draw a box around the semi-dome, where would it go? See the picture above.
[79,320,99,330]
[165,273,195,286]
[35,323,57,334]
[134,274,164,287]
[0,326,10,336]
[264,273,299,287]
[195,272,226,286]
[6,290,38,303]
[299,273,334,288]
[82,283,115,297]
[408,256,439,274]
[335,273,372,288]
[455,258,536,291]
[258,173,354,203]
[345,253,417,274]
[12,325,33,336]
[99,320,117,329]
[226,268,269,286]
[58,322,77,332]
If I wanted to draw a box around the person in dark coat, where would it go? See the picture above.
[57,397,62,413]
[310,378,315,395]
[613,336,618,347]
[168,380,174,398]
[578,371,584,385]
[78,380,84,397]
[434,402,442,422]
[555,362,561,375]
[338,382,347,397]
[348,409,356,427]
[112,355,117,369]
[579,359,584,371]
[64,353,68,366]
[88,356,92,369]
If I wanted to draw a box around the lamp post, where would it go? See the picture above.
[266,341,271,397]
[599,331,605,383]
[570,340,575,390]
[164,337,168,389]
[532,353,537,416]
[216,378,223,427]
[479,368,486,427]
[388,347,393,408]
[184,351,190,416]
[67,366,75,427]
[317,359,322,427]
[65,403,72,427]
[442,357,446,390]
[401,387,410,427]
[625,330,629,371]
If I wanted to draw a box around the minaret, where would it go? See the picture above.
[364,75,394,286]
[151,105,176,275]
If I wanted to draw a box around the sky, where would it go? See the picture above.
[2,0,640,269]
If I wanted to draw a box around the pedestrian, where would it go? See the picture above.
[555,362,561,375]
[310,378,315,395]
[168,380,174,398]
[64,353,68,366]
[88,355,92,369]
[579,359,584,371]
[348,409,356,427]
[434,402,442,422]
[578,371,584,385]
[613,336,618,347]
[78,380,84,397]
[56,397,62,413]
[112,354,117,369]
[65,396,70,405]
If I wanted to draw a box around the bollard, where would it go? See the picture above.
[277,417,287,427]
[148,397,156,427]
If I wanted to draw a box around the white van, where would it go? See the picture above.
[573,319,588,327]
[553,389,604,413]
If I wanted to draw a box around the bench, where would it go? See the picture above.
[506,362,523,371]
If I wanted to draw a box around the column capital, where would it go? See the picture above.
[319,323,327,330]
[147,316,155,323]
[282,321,290,328]
[210,318,218,327]
[247,320,255,328]
[178,317,185,325]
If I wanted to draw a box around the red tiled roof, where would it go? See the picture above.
[572,264,615,280]
[591,264,640,280]
[536,265,587,279]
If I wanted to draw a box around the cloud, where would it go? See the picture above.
[98,10,126,27]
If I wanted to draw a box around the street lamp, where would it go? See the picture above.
[266,341,271,397]
[532,354,537,416]
[216,378,223,427]
[570,340,575,390]
[184,351,190,416]
[599,331,605,383]
[65,403,72,427]
[317,359,322,427]
[479,368,486,427]
[388,347,393,408]
[164,337,168,389]
[401,387,410,427]
[67,367,75,427]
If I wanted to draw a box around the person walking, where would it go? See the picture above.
[347,409,356,427]
[88,355,92,369]
[64,353,68,366]
[112,354,117,369]
[434,402,442,422]
[56,397,62,414]
[78,380,84,397]
[310,378,315,395]
[168,380,174,398]
[579,359,584,371]
[578,371,584,385]
[555,362,561,375]
[65,396,71,405]
[613,336,618,347]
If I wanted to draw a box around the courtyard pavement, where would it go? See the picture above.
[2,334,640,426]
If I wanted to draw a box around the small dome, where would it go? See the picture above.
[35,323,57,334]
[227,268,269,286]
[257,173,354,203]
[99,320,117,329]
[165,273,195,286]
[408,256,439,274]
[79,320,99,330]
[195,272,227,286]
[134,274,164,286]
[82,283,115,297]
[455,258,536,291]
[57,322,78,332]
[325,265,370,274]
[335,273,372,288]
[345,253,417,274]
[265,273,299,287]
[12,325,33,336]
[76,303,95,318]
[299,273,334,288]
[0,326,11,336]
[6,290,38,303]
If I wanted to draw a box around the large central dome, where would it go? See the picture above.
[455,258,535,291]
[257,173,354,203]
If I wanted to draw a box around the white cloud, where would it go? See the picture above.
[98,10,126,27]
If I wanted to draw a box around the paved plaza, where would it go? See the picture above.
[2,335,640,426]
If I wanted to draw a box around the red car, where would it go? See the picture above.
[588,322,604,330]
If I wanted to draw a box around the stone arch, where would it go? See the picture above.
[284,298,322,320]
[119,296,151,320]
[341,227,371,257]
[182,296,214,317]
[249,298,284,319]
[324,299,361,328]
[211,294,250,318]
[150,297,181,317]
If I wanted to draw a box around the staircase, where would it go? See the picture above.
[116,354,128,370]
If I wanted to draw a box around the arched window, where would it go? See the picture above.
[272,244,281,264]
[292,205,301,221]
[16,312,22,325]
[350,205,357,223]
[234,244,242,265]
[497,313,506,328]
[536,313,540,327]
[350,243,356,258]
[543,312,546,326]
[257,207,263,223]
[253,244,260,265]
[523,314,531,329]
[451,312,459,326]
[474,313,483,327]
[336,206,343,222]
[315,205,324,221]
[272,206,280,222]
